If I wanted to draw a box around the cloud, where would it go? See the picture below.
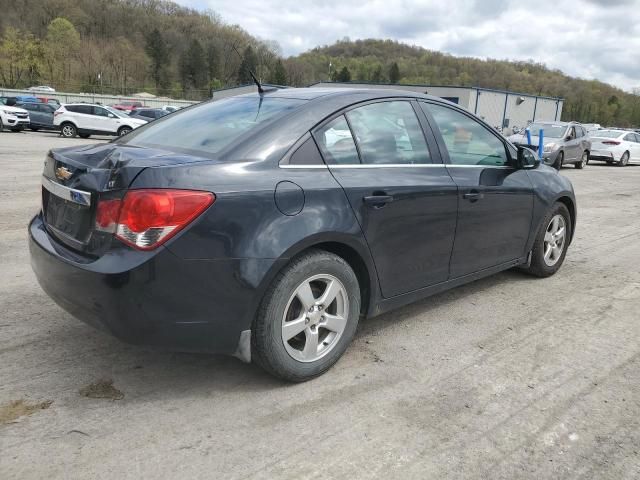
[176,0,640,90]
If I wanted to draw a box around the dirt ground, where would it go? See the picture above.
[1,130,639,479]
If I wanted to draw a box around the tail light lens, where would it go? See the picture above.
[602,140,621,145]
[53,110,63,117]
[95,189,214,250]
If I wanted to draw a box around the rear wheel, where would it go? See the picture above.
[60,123,77,138]
[553,151,564,170]
[619,151,630,167]
[79,133,91,139]
[252,250,361,382]
[523,202,571,278]
[575,151,588,169]
[117,126,132,136]
[0,118,3,132]
[30,127,39,132]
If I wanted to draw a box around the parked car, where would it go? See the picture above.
[37,96,61,107]
[28,85,56,93]
[582,123,602,133]
[128,108,167,122]
[161,105,180,113]
[16,102,58,131]
[588,129,640,166]
[110,100,144,112]
[508,121,591,169]
[54,103,147,138]
[30,88,576,381]
[1,95,39,106]
[0,104,30,132]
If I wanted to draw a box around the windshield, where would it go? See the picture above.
[106,107,128,118]
[122,96,306,157]
[592,130,624,138]
[527,124,567,138]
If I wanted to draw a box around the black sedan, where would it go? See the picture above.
[29,88,576,381]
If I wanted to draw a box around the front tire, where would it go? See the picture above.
[523,203,572,278]
[252,250,361,382]
[553,151,564,170]
[118,126,132,136]
[575,151,588,169]
[60,123,77,138]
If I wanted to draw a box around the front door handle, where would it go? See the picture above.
[463,190,484,202]
[363,194,394,207]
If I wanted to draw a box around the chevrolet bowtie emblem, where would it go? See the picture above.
[55,166,73,181]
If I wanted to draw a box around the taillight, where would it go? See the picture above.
[54,110,63,117]
[602,140,620,145]
[95,189,214,250]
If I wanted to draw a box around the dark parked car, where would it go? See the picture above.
[16,102,59,131]
[128,108,167,122]
[29,88,576,381]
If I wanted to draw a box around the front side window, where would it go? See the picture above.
[346,101,431,164]
[122,96,305,157]
[315,115,360,165]
[624,133,635,142]
[422,103,508,166]
[94,106,111,117]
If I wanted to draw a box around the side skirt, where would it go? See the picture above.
[373,256,528,317]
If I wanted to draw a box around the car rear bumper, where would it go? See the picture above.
[29,213,276,355]
[589,150,616,161]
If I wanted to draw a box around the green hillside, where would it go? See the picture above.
[286,39,640,126]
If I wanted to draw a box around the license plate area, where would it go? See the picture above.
[42,177,93,246]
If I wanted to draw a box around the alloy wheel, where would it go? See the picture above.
[543,214,566,267]
[61,125,75,137]
[281,274,349,363]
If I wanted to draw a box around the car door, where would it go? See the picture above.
[21,103,41,125]
[420,101,534,278]
[632,134,640,163]
[564,126,581,161]
[93,106,119,133]
[313,100,458,298]
[38,103,54,127]
[68,105,94,130]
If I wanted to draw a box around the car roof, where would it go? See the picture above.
[235,87,434,102]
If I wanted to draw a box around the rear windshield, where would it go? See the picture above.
[122,96,305,157]
[592,130,624,138]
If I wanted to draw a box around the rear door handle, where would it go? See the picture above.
[363,194,394,207]
[463,190,484,202]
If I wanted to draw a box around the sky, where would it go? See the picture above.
[174,0,640,91]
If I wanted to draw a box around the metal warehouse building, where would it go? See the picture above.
[212,82,564,135]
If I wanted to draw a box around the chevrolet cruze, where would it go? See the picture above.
[29,88,576,381]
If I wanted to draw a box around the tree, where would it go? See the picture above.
[389,62,400,84]
[336,66,351,82]
[206,42,218,84]
[180,39,207,94]
[0,28,44,88]
[145,28,169,91]
[237,45,257,84]
[270,59,287,85]
[43,17,80,88]
[371,64,384,83]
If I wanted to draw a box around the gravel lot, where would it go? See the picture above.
[1,131,639,479]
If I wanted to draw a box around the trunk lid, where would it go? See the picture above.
[42,143,214,255]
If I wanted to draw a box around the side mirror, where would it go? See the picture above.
[516,145,540,169]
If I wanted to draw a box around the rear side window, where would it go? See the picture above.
[624,133,635,142]
[315,115,360,165]
[346,101,431,164]
[422,103,508,166]
[123,96,305,157]
[66,105,92,114]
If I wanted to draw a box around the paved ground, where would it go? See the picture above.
[1,130,639,479]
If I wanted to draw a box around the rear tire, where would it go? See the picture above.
[30,127,39,132]
[575,151,588,169]
[523,202,572,278]
[0,118,3,132]
[553,151,564,170]
[252,250,361,382]
[79,133,91,139]
[60,123,77,138]
[619,151,630,167]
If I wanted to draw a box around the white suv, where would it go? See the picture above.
[0,105,30,132]
[54,104,147,138]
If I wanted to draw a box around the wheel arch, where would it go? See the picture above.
[556,195,576,243]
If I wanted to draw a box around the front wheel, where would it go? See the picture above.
[523,202,572,278]
[117,126,132,136]
[252,250,361,382]
[575,151,588,169]
[553,151,564,170]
